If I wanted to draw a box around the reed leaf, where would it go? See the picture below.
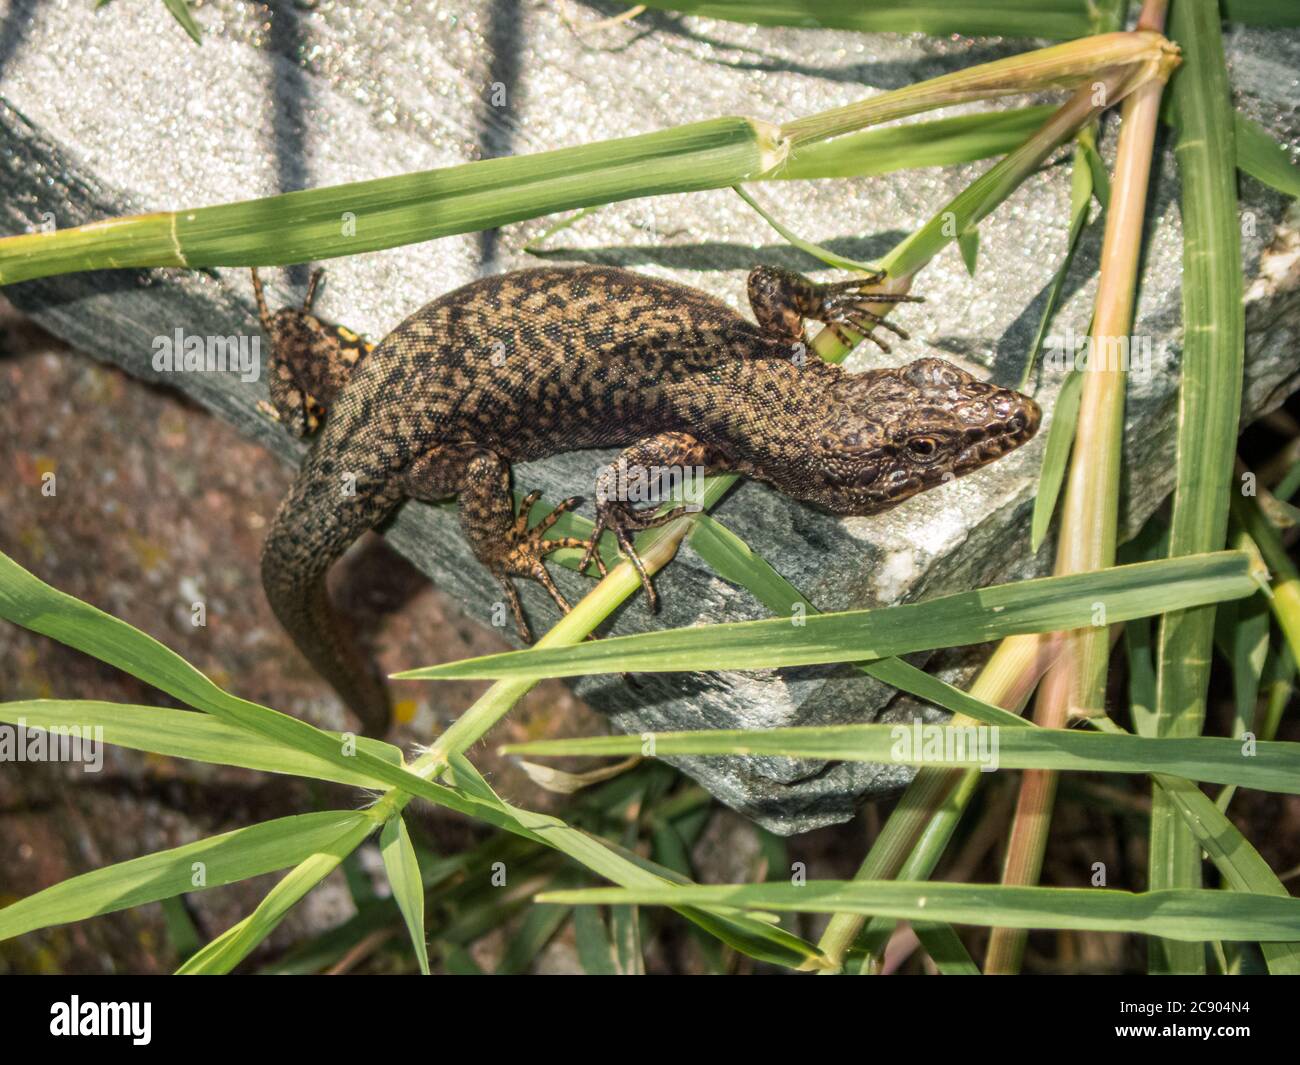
[636,2,1103,44]
[538,881,1300,943]
[504,725,1300,794]
[0,811,373,941]
[397,552,1257,681]
[1148,0,1247,974]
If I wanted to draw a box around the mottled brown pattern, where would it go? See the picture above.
[257,265,1041,736]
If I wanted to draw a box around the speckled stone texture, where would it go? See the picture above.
[1,1,1298,832]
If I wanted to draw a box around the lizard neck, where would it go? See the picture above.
[683,350,845,489]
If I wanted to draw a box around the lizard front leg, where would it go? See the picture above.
[578,432,728,612]
[746,265,923,353]
[404,446,593,643]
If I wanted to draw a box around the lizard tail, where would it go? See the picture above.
[260,459,402,737]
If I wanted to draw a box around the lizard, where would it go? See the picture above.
[252,264,1041,737]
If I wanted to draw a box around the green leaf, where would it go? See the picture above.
[572,906,619,975]
[1149,0,1247,976]
[1020,141,1097,391]
[0,118,781,284]
[1124,617,1158,736]
[913,922,980,975]
[1220,0,1300,28]
[442,755,827,970]
[1232,113,1300,197]
[780,107,1056,181]
[1151,773,1300,975]
[633,0,1096,38]
[687,512,1030,728]
[495,899,573,974]
[177,815,376,974]
[397,552,1258,681]
[0,700,403,788]
[734,184,880,272]
[0,549,563,836]
[1031,369,1084,551]
[504,724,1300,795]
[161,0,202,44]
[380,815,430,975]
[540,881,1300,943]
[0,811,372,941]
[1098,712,1300,973]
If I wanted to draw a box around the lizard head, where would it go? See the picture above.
[809,357,1040,515]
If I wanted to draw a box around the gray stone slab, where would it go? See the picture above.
[1,1,1297,832]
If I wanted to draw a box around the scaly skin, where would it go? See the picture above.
[255,265,1041,736]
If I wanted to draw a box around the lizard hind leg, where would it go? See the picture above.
[251,266,373,438]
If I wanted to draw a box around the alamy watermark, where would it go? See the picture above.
[50,997,150,1045]
[1043,322,1170,379]
[598,460,707,512]
[0,719,104,772]
[152,329,261,383]
[891,721,1000,772]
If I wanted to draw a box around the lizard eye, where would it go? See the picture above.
[907,436,938,457]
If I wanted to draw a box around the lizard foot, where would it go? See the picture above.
[813,275,924,354]
[577,498,690,613]
[493,491,595,644]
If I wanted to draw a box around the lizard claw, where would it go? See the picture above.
[578,498,689,613]
[494,494,596,643]
[816,279,921,352]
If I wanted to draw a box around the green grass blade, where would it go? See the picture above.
[0,700,403,787]
[573,906,619,975]
[397,552,1258,681]
[1152,773,1300,974]
[538,881,1300,943]
[1030,369,1084,551]
[0,549,561,833]
[1220,0,1300,27]
[780,107,1055,181]
[1124,617,1158,735]
[634,0,1098,39]
[1149,0,1248,975]
[1020,141,1096,391]
[1233,494,1300,665]
[0,811,372,941]
[1232,113,1300,196]
[442,755,827,969]
[877,64,1144,280]
[733,185,880,272]
[958,228,981,276]
[1216,586,1270,739]
[161,0,202,43]
[380,815,430,976]
[496,899,572,975]
[0,118,781,283]
[913,922,981,974]
[504,725,1300,794]
[177,815,376,974]
[0,34,1175,286]
[686,512,1029,728]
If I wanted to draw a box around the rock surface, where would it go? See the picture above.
[1,1,1297,832]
